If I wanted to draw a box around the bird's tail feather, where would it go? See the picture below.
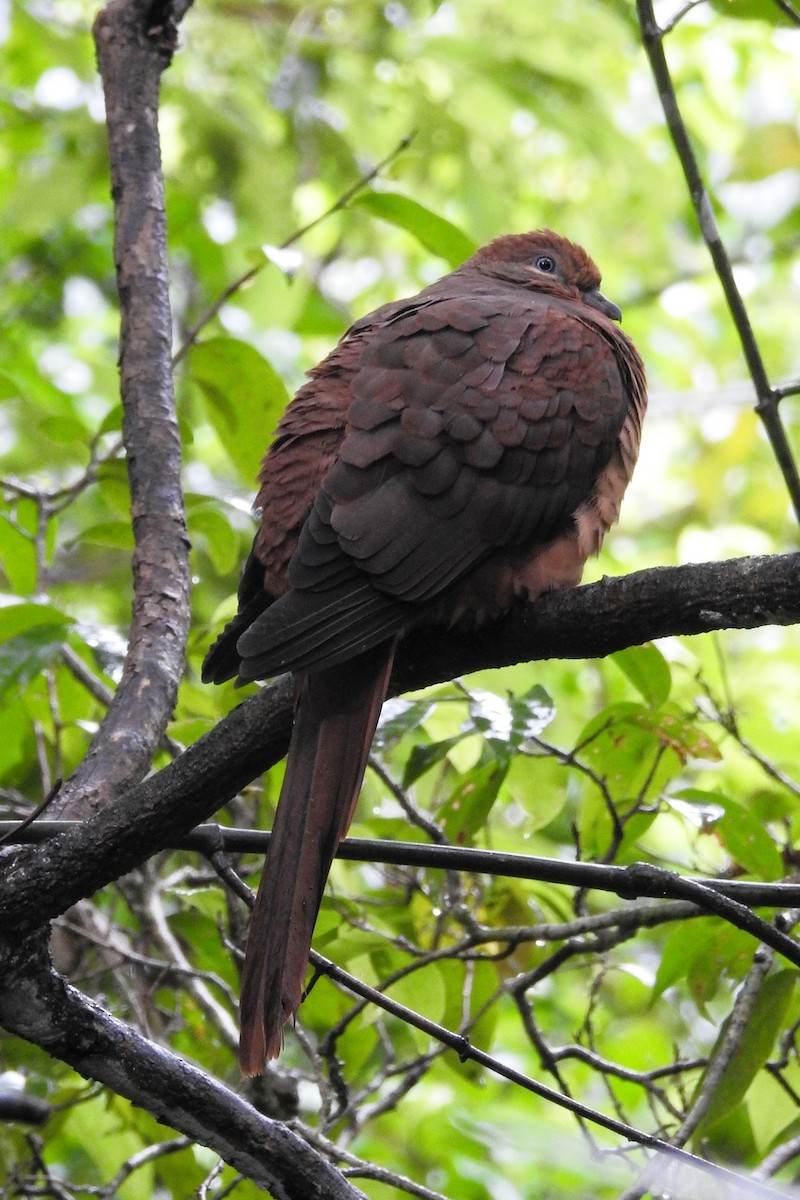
[238,639,396,1074]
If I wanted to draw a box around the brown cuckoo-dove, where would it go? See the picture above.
[203,229,647,1074]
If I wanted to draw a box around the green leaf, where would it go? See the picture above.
[98,405,123,434]
[629,707,720,764]
[439,958,498,1068]
[731,122,800,181]
[402,736,461,787]
[747,1062,800,1152]
[671,788,784,885]
[466,684,555,752]
[439,760,507,843]
[0,626,68,696]
[502,753,567,831]
[351,192,477,267]
[466,689,515,743]
[0,694,29,778]
[577,701,699,855]
[38,414,89,446]
[375,697,436,748]
[74,520,133,549]
[611,643,671,707]
[0,512,37,594]
[390,963,447,1029]
[293,286,350,337]
[97,460,133,516]
[54,1094,153,1200]
[713,796,783,881]
[694,971,797,1140]
[0,369,25,401]
[189,337,291,486]
[652,921,755,1013]
[323,922,389,966]
[167,886,226,921]
[710,0,793,22]
[188,505,240,576]
[511,684,556,743]
[0,602,72,642]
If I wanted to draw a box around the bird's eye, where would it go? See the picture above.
[534,255,555,273]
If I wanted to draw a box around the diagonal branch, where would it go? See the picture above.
[308,950,784,1200]
[636,0,800,527]
[173,132,416,366]
[0,932,366,1200]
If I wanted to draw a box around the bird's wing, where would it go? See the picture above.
[236,290,638,680]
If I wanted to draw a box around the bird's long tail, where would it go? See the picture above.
[238,639,396,1074]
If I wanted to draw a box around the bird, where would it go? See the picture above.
[202,229,647,1074]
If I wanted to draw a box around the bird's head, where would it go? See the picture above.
[468,229,622,322]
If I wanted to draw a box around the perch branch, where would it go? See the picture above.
[1,553,799,936]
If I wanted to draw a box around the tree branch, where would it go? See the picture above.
[0,932,366,1200]
[305,949,784,1200]
[56,0,193,818]
[172,132,416,366]
[636,0,800,526]
[1,554,799,935]
[6,823,800,910]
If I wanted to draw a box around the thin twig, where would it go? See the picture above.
[59,644,182,758]
[144,871,239,1048]
[100,1137,191,1198]
[309,951,784,1200]
[367,753,446,844]
[7,819,800,908]
[617,946,775,1200]
[775,377,800,400]
[659,0,707,35]
[302,1126,450,1200]
[699,680,800,800]
[674,947,773,1147]
[636,0,800,525]
[56,912,238,1003]
[0,780,62,848]
[772,0,800,26]
[172,132,416,365]
[196,1157,226,1199]
[753,1131,800,1180]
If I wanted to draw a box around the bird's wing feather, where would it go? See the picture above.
[236,290,635,680]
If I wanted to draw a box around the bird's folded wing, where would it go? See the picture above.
[237,290,638,680]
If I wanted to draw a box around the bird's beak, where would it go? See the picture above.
[584,288,622,323]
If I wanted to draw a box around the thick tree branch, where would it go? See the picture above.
[0,933,366,1200]
[57,0,192,817]
[1,554,798,937]
[392,552,800,690]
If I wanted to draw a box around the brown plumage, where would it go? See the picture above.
[202,230,647,1074]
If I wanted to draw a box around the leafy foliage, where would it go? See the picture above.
[2,1,800,1198]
